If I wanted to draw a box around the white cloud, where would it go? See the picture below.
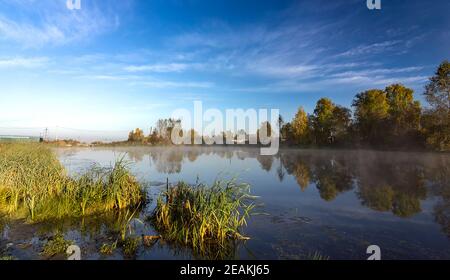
[330,75,428,86]
[336,40,402,57]
[0,0,126,47]
[0,56,48,68]
[79,75,133,81]
[124,63,189,73]
[132,80,213,89]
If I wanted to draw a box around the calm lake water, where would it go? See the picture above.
[2,147,450,260]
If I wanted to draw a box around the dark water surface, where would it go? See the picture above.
[1,147,449,260]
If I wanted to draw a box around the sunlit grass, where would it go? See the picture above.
[151,179,255,257]
[0,143,145,222]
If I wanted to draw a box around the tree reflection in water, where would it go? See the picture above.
[105,147,450,238]
[276,150,448,223]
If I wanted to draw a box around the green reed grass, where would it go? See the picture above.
[121,236,140,258]
[307,251,330,260]
[41,233,74,257]
[100,242,117,255]
[151,179,255,255]
[0,143,145,222]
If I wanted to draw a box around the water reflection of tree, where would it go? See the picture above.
[279,152,353,197]
[356,162,426,218]
[109,147,449,232]
[280,154,311,191]
[127,149,145,162]
[429,156,450,237]
[257,155,273,172]
[313,158,353,201]
[150,149,184,174]
[277,150,450,222]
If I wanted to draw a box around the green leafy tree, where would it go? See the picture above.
[311,98,335,145]
[385,84,422,145]
[281,122,293,143]
[352,89,389,145]
[423,60,450,151]
[330,105,352,144]
[258,121,274,144]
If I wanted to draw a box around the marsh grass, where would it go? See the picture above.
[0,143,145,222]
[121,236,140,257]
[100,242,117,255]
[41,233,74,257]
[307,251,330,260]
[0,255,16,260]
[151,179,255,257]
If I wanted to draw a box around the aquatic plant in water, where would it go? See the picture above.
[307,251,330,260]
[122,237,140,257]
[100,242,117,255]
[41,233,74,257]
[0,256,16,260]
[151,179,255,257]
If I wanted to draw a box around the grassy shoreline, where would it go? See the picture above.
[0,143,255,259]
[0,143,145,222]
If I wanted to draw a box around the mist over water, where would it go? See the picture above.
[49,146,450,259]
[2,146,448,259]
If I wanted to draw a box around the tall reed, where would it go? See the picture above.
[152,178,255,256]
[0,143,145,222]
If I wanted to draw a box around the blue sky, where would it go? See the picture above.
[0,0,449,141]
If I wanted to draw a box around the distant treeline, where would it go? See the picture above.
[281,60,449,151]
[123,60,449,152]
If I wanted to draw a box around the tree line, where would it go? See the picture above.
[282,60,449,151]
[127,60,449,151]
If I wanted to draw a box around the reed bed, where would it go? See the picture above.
[0,143,145,222]
[152,179,255,255]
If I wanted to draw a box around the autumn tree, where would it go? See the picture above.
[128,128,145,142]
[291,107,309,144]
[155,118,182,144]
[423,60,450,151]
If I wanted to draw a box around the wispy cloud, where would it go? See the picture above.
[78,75,135,81]
[0,0,126,47]
[124,63,189,73]
[132,80,214,89]
[0,56,48,68]
[336,40,402,57]
[329,75,428,86]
